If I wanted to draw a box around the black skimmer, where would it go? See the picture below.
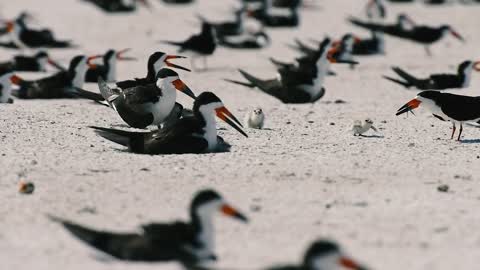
[0,12,33,36]
[85,49,136,83]
[1,21,74,49]
[248,6,300,27]
[218,30,270,49]
[197,8,246,37]
[349,14,416,37]
[161,23,216,71]
[11,55,96,99]
[351,31,385,55]
[226,67,326,104]
[366,0,386,20]
[384,61,480,90]
[328,34,360,67]
[396,91,480,141]
[0,71,16,103]
[91,92,247,154]
[265,239,368,270]
[82,0,151,12]
[90,69,195,129]
[116,51,190,90]
[349,15,464,55]
[50,189,247,265]
[0,51,64,73]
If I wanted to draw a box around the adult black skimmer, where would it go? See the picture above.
[0,71,16,103]
[0,12,33,36]
[265,239,368,270]
[82,0,151,12]
[161,23,216,71]
[396,91,480,141]
[91,92,247,154]
[116,51,190,90]
[351,31,385,55]
[248,6,300,27]
[366,0,386,20]
[349,15,464,55]
[90,69,195,129]
[384,61,480,90]
[50,189,247,265]
[218,30,270,49]
[328,34,360,67]
[225,67,326,104]
[1,21,74,49]
[0,51,64,73]
[85,49,136,83]
[197,8,246,37]
[11,55,96,99]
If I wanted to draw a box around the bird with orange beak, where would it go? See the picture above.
[265,239,368,270]
[396,91,480,141]
[49,189,247,266]
[91,91,247,154]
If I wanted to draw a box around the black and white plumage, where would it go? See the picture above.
[349,14,416,37]
[90,69,196,129]
[81,0,151,12]
[85,49,136,83]
[197,8,246,37]
[161,23,217,70]
[1,21,74,49]
[265,239,368,270]
[49,189,247,265]
[0,71,16,103]
[91,92,248,154]
[0,51,64,73]
[218,31,270,49]
[11,55,94,99]
[248,4,300,27]
[352,31,385,55]
[396,91,480,141]
[384,61,480,90]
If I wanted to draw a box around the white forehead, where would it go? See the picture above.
[196,199,223,215]
[310,251,341,270]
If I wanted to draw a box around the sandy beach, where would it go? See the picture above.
[1,0,480,269]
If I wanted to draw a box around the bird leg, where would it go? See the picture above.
[425,46,432,57]
[457,123,463,141]
[450,122,456,140]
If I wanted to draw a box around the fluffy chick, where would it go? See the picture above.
[245,107,265,129]
[352,118,377,136]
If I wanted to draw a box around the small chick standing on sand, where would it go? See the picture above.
[245,107,265,129]
[352,118,377,136]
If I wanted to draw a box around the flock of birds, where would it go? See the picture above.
[1,0,480,269]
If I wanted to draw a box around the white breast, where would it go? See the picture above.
[143,86,176,126]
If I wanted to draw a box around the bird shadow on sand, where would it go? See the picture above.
[460,139,480,144]
[356,134,384,139]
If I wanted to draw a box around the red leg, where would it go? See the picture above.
[450,123,456,140]
[457,123,463,141]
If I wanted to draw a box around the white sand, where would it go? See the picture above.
[1,1,480,269]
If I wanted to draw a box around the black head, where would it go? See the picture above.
[303,240,340,266]
[201,22,214,34]
[34,51,48,59]
[68,55,86,72]
[190,189,223,211]
[417,90,442,100]
[193,92,222,113]
[458,60,473,73]
[189,189,248,223]
[104,49,116,61]
[156,68,179,79]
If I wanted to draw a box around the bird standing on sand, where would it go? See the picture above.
[352,119,378,136]
[265,239,368,270]
[396,91,480,141]
[384,61,480,90]
[91,92,247,154]
[49,189,248,266]
[245,107,265,129]
[161,23,216,71]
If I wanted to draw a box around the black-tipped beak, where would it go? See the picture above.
[215,106,248,138]
[221,204,248,223]
[172,79,196,99]
[165,55,191,72]
[116,48,137,61]
[450,29,465,43]
[396,98,421,116]
[47,58,65,71]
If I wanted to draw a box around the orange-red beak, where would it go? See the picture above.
[116,48,137,61]
[10,74,22,85]
[47,58,65,71]
[215,106,248,138]
[474,61,480,72]
[87,55,102,69]
[221,204,248,223]
[165,55,190,72]
[450,29,465,42]
[171,79,196,99]
[339,257,367,270]
[396,98,421,116]
[6,21,14,33]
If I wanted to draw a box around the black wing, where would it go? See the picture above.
[123,84,162,105]
[440,94,480,121]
